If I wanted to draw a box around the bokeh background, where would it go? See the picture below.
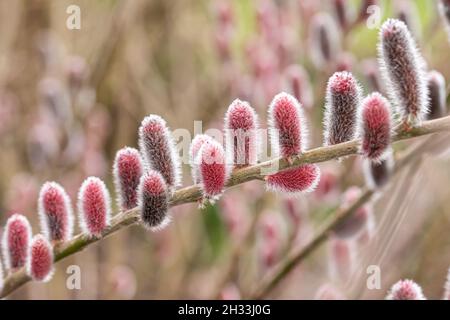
[0,0,449,299]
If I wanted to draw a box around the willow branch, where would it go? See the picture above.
[1,116,450,298]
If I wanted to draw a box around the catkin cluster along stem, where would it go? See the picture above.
[1,115,449,298]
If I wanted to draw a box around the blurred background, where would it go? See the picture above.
[0,0,449,299]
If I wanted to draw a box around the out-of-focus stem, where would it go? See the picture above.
[2,116,450,298]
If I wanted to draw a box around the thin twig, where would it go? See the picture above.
[1,116,450,298]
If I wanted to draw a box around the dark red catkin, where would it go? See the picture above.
[224,99,260,167]
[332,0,349,30]
[426,70,446,120]
[2,213,32,271]
[359,92,392,161]
[324,71,362,146]
[137,170,170,230]
[138,115,181,191]
[198,139,229,201]
[77,177,112,237]
[38,182,74,242]
[268,92,308,158]
[386,279,426,300]
[363,150,394,189]
[283,64,313,110]
[26,234,54,282]
[266,164,320,194]
[378,19,428,124]
[189,134,214,184]
[113,147,144,210]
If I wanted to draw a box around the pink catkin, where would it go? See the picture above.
[283,65,313,110]
[2,213,32,271]
[268,92,308,158]
[378,19,428,123]
[198,140,229,200]
[329,237,355,282]
[323,71,362,146]
[137,170,170,231]
[26,234,54,282]
[359,92,392,161]
[266,164,320,194]
[113,147,144,210]
[189,134,214,184]
[309,13,341,69]
[138,115,181,191]
[38,182,74,242]
[77,177,111,237]
[224,99,259,167]
[386,279,426,300]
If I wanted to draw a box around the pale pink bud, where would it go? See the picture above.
[266,164,320,194]
[137,170,170,231]
[443,267,450,300]
[363,150,394,189]
[315,284,346,300]
[283,65,313,110]
[38,182,74,242]
[224,99,259,167]
[2,214,32,271]
[219,283,241,300]
[332,0,349,30]
[359,92,392,161]
[329,237,355,282]
[324,71,362,146]
[26,234,54,282]
[309,13,341,69]
[269,92,308,158]
[198,140,229,200]
[426,70,446,120]
[334,187,372,238]
[138,115,181,191]
[259,213,281,268]
[378,19,428,124]
[77,177,112,237]
[113,147,144,210]
[189,134,214,184]
[386,279,426,300]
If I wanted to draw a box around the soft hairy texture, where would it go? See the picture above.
[38,181,74,242]
[359,92,392,161]
[2,214,32,271]
[224,99,260,167]
[334,187,372,238]
[137,170,170,231]
[426,70,446,120]
[283,64,313,109]
[268,92,308,158]
[198,139,229,200]
[378,19,428,123]
[266,164,320,194]
[309,12,341,69]
[113,147,144,210]
[77,177,112,237]
[138,115,181,191]
[363,150,394,189]
[26,234,54,282]
[386,279,426,300]
[323,71,362,146]
[189,134,214,184]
